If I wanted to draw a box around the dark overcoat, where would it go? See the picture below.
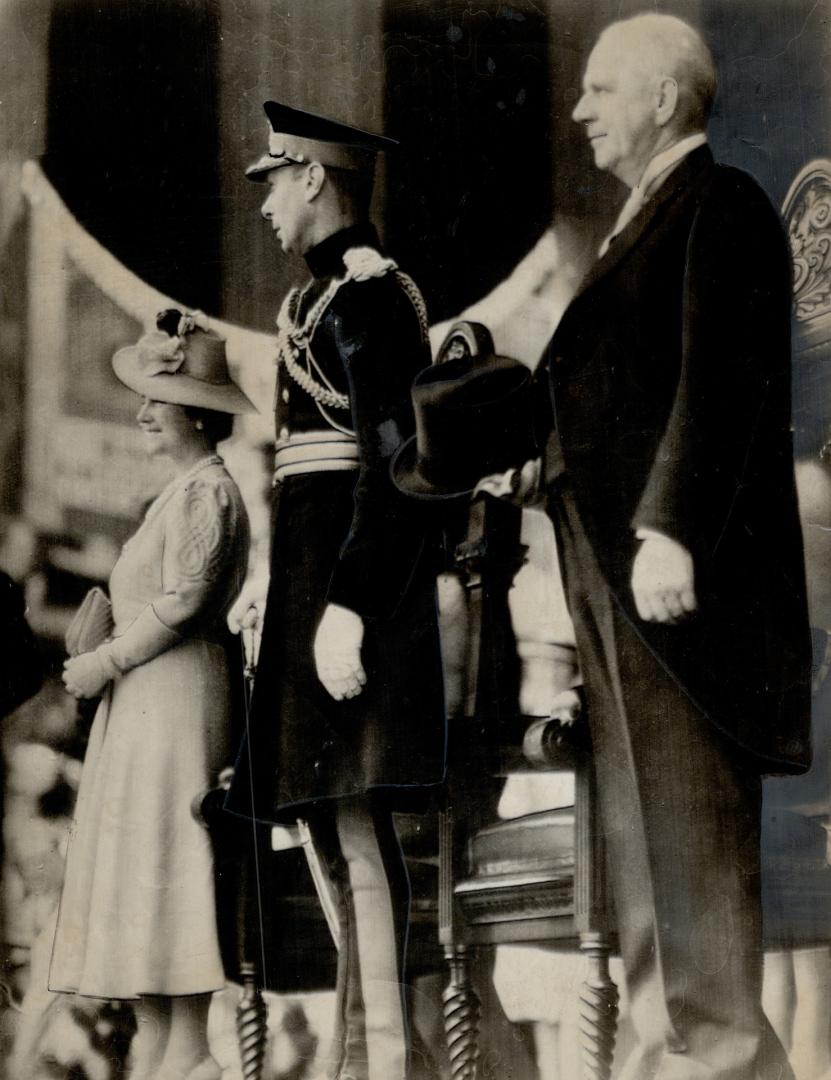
[541,146,812,774]
[227,224,446,823]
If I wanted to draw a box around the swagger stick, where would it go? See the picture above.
[235,605,269,1080]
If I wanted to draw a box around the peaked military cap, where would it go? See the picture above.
[246,101,399,181]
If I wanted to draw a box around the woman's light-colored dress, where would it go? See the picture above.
[49,456,249,998]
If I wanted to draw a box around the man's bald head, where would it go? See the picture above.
[573,13,717,187]
[598,14,717,133]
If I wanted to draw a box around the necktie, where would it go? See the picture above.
[598,185,647,258]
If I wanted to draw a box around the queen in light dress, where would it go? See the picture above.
[50,310,254,1080]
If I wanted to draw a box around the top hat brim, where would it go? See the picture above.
[112,346,257,415]
[390,435,474,500]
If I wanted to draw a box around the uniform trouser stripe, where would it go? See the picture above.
[308,796,411,1080]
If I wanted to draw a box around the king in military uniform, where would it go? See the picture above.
[227,102,446,1080]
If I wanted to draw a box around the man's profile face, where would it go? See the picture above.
[572,30,662,188]
[260,164,311,256]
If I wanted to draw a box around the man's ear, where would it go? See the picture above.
[304,161,326,202]
[654,75,679,127]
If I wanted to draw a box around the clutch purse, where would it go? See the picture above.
[65,586,114,657]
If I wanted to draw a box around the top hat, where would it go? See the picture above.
[391,322,538,500]
[246,101,399,181]
[112,309,255,415]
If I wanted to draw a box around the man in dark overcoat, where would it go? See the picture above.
[227,103,446,1080]
[513,13,811,1079]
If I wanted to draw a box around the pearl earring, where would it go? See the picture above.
[195,419,204,431]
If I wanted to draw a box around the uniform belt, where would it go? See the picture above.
[273,431,360,484]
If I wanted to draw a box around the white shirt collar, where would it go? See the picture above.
[634,132,708,201]
[598,133,708,259]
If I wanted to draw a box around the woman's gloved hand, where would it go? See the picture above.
[62,652,111,700]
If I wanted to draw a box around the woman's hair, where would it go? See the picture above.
[183,405,234,446]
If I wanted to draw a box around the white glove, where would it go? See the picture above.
[62,652,111,699]
[522,688,584,766]
[472,458,542,507]
[548,687,582,726]
[631,533,697,624]
[313,603,367,701]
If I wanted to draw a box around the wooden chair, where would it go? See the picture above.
[433,495,619,1080]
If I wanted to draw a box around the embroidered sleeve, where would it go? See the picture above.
[155,476,247,633]
[96,476,248,675]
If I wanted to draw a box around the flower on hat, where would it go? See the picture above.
[135,332,186,377]
[134,309,213,378]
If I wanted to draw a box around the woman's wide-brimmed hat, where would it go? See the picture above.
[112,309,255,415]
[391,321,538,500]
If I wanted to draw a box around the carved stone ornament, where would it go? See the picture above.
[782,159,831,343]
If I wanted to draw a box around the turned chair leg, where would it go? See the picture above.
[578,931,619,1080]
[443,944,481,1080]
[236,961,268,1080]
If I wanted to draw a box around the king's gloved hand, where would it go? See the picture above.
[313,602,367,701]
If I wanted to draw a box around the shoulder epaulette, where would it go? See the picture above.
[342,246,398,282]
[341,246,429,344]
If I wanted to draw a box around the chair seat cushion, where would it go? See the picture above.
[459,803,831,949]
[468,807,575,879]
[454,808,576,928]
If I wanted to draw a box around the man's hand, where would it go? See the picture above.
[548,687,582,726]
[228,569,269,635]
[313,603,367,701]
[473,458,542,508]
[522,688,584,765]
[62,652,110,700]
[631,534,697,624]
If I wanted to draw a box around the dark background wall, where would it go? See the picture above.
[42,0,223,314]
[382,0,554,322]
[703,0,831,207]
[216,0,384,331]
[2,0,830,333]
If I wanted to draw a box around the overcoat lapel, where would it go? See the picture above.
[571,145,715,304]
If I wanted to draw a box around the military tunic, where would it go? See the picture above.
[228,224,446,823]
